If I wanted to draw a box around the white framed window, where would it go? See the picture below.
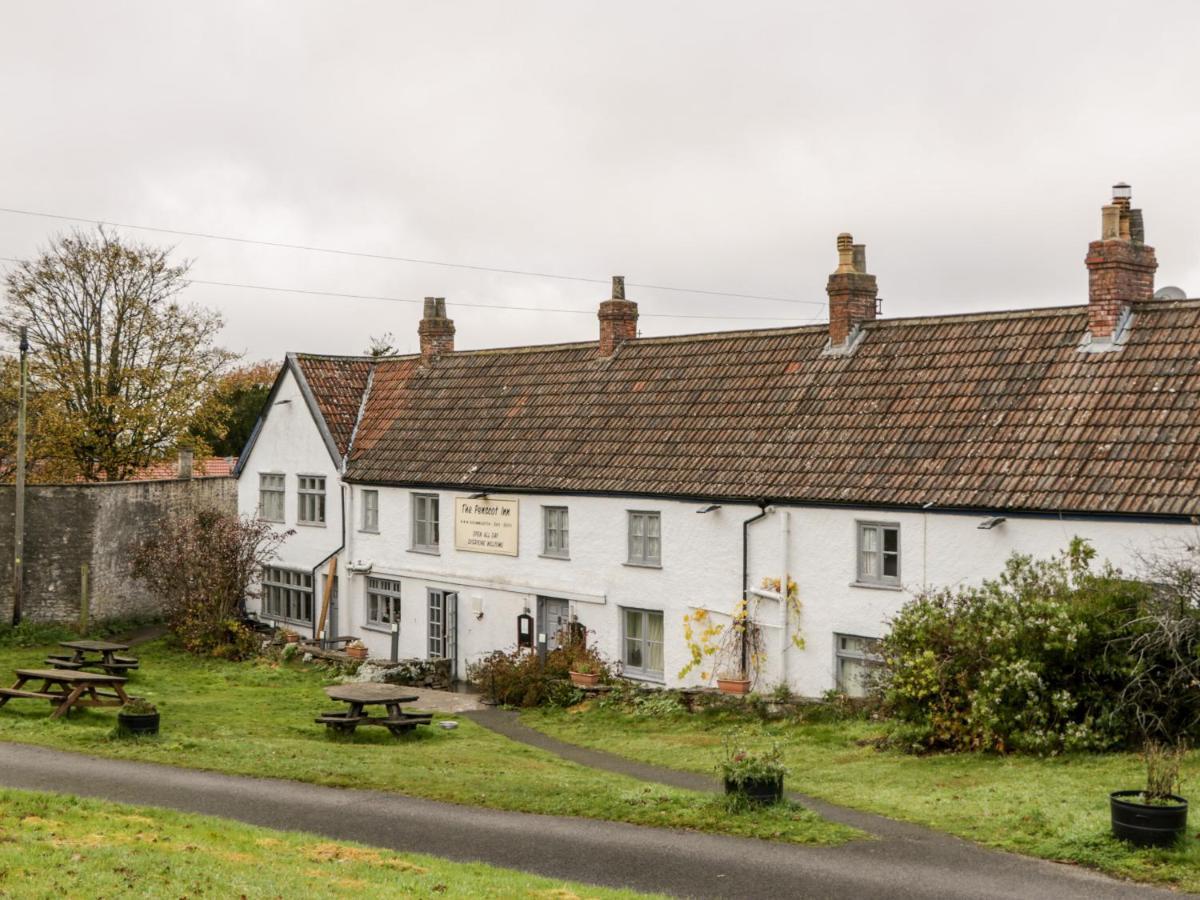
[835,633,882,698]
[542,506,569,558]
[297,475,326,525]
[366,576,400,629]
[621,607,664,680]
[261,566,313,625]
[627,511,661,567]
[361,489,379,533]
[412,493,440,551]
[857,522,899,585]
[259,473,285,522]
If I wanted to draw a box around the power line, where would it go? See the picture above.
[0,205,824,307]
[0,256,822,323]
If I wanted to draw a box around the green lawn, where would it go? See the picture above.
[0,787,662,898]
[524,704,1200,892]
[0,641,856,847]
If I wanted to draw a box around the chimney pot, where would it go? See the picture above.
[597,275,637,357]
[826,233,879,348]
[419,296,455,362]
[1087,184,1156,341]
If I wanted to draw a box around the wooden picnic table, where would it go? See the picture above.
[317,683,432,736]
[0,668,131,719]
[49,640,139,675]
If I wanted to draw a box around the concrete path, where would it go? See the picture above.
[0,741,1183,899]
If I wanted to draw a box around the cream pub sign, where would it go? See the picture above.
[454,497,519,556]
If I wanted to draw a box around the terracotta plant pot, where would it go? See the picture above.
[283,633,300,644]
[346,646,368,660]
[717,677,751,695]
[569,671,600,687]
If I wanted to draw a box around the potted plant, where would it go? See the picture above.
[720,733,785,805]
[716,671,752,695]
[281,628,301,644]
[117,698,160,737]
[345,639,368,660]
[1111,741,1188,847]
[568,659,600,687]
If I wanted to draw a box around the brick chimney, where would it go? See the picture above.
[597,276,637,357]
[418,297,455,362]
[1085,183,1156,341]
[826,233,878,348]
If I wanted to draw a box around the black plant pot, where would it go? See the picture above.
[1110,791,1188,847]
[725,774,784,806]
[117,712,160,737]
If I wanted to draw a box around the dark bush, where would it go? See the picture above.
[467,646,583,708]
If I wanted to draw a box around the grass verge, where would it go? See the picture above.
[523,703,1200,892]
[0,787,661,898]
[0,641,857,847]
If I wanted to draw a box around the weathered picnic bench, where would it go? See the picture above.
[47,640,139,676]
[0,668,131,719]
[316,683,433,736]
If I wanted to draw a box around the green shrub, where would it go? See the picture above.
[879,540,1145,754]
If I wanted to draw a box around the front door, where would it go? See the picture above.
[428,589,458,679]
[537,596,571,651]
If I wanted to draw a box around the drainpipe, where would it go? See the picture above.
[779,510,791,687]
[741,500,770,677]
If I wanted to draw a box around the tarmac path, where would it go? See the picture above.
[0,733,1186,899]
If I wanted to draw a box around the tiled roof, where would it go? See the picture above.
[292,354,373,457]
[96,456,236,482]
[315,299,1199,518]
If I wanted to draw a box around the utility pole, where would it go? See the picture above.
[12,325,28,626]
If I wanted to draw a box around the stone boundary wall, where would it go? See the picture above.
[0,477,237,625]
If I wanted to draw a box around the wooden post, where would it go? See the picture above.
[11,326,28,626]
[79,563,90,634]
[316,557,336,644]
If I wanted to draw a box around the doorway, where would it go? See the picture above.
[537,596,571,651]
[427,588,458,679]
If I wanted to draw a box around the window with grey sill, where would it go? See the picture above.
[261,566,313,625]
[627,511,661,566]
[259,473,285,522]
[542,505,569,558]
[412,493,439,551]
[366,576,400,629]
[361,489,379,533]
[835,633,882,698]
[857,521,899,585]
[297,475,326,525]
[622,607,665,680]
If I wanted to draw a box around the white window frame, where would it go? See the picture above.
[261,566,314,625]
[297,475,326,526]
[834,633,882,697]
[365,576,401,630]
[411,493,440,552]
[361,489,380,533]
[542,506,570,559]
[258,473,285,522]
[427,588,456,660]
[627,511,662,567]
[856,521,900,586]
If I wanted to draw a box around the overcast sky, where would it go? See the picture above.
[2,1,1199,362]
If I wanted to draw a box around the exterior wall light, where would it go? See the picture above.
[696,504,722,514]
[977,516,1007,530]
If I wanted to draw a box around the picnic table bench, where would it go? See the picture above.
[0,668,131,719]
[47,640,139,676]
[316,683,433,736]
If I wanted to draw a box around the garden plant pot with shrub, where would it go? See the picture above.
[117,698,159,737]
[721,732,785,806]
[1110,741,1189,847]
[568,659,600,687]
[346,640,368,660]
[716,674,751,696]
